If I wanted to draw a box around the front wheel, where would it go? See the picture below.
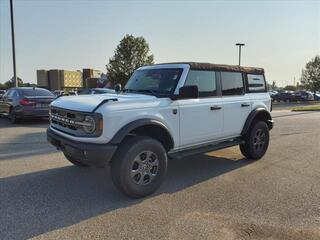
[111,136,168,198]
[240,121,270,160]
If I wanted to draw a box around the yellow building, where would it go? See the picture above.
[60,70,83,88]
[37,69,83,90]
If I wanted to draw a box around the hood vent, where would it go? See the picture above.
[91,98,118,113]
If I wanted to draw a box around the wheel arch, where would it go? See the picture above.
[241,108,273,136]
[110,119,175,152]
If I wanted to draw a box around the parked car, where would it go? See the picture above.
[268,90,278,97]
[272,91,294,102]
[77,88,115,95]
[313,92,320,101]
[0,87,56,123]
[292,90,314,101]
[53,90,65,97]
[47,62,273,198]
[0,90,6,98]
[68,91,77,96]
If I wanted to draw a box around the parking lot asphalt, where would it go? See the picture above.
[1,111,320,240]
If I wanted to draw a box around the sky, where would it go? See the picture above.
[0,0,319,87]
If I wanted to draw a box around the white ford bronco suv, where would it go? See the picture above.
[47,62,273,198]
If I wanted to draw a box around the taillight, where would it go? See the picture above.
[20,99,35,106]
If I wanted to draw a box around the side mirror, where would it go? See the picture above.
[114,83,122,93]
[178,85,199,99]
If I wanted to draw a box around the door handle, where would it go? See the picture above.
[241,103,250,107]
[210,105,222,110]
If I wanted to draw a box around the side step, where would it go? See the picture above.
[168,138,244,159]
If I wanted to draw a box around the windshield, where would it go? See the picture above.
[20,88,55,97]
[124,68,183,97]
[77,89,91,95]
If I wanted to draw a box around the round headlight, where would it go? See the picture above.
[82,116,96,134]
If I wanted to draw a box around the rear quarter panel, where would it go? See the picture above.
[248,92,271,112]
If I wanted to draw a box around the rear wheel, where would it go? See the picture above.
[111,136,168,198]
[9,108,19,124]
[63,153,88,167]
[240,121,269,160]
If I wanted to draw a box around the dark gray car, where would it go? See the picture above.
[0,87,56,123]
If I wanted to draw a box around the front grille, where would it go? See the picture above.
[50,107,86,136]
[50,106,102,137]
[51,108,79,131]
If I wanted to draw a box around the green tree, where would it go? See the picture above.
[301,55,320,93]
[0,83,5,90]
[21,82,37,87]
[0,77,36,90]
[2,77,23,89]
[106,34,154,87]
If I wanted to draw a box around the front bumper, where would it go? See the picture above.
[47,128,117,167]
[268,119,274,130]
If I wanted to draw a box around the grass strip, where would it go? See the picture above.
[291,106,320,111]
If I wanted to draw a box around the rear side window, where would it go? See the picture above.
[185,70,216,97]
[221,72,244,96]
[20,88,54,97]
[247,74,266,92]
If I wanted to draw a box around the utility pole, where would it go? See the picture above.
[235,43,245,66]
[10,0,18,87]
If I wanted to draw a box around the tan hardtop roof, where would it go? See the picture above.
[154,62,264,74]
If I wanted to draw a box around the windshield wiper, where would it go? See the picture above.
[134,89,157,94]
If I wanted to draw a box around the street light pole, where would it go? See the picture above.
[235,43,245,66]
[10,0,18,87]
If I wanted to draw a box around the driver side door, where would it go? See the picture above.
[177,70,223,148]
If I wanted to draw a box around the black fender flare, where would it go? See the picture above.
[110,118,174,147]
[241,108,273,136]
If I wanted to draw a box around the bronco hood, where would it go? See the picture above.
[50,93,157,112]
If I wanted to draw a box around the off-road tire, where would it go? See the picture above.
[111,136,168,198]
[64,153,88,167]
[240,121,269,160]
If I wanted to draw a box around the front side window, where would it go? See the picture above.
[124,68,183,97]
[247,74,266,92]
[221,72,244,96]
[184,70,216,97]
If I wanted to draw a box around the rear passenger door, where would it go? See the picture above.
[178,70,223,148]
[220,71,251,138]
